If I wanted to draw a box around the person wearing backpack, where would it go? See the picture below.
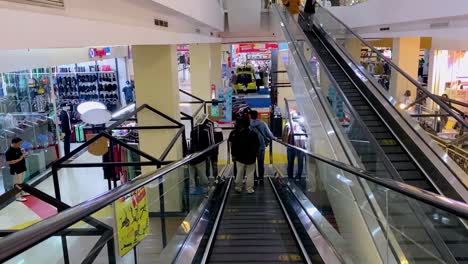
[250,110,274,183]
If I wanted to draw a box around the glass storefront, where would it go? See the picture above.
[0,51,131,192]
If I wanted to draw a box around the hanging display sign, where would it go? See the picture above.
[115,187,150,256]
[236,43,278,53]
[217,86,233,123]
[177,44,189,52]
[89,47,111,58]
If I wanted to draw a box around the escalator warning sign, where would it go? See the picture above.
[270,219,286,224]
[279,254,302,261]
[217,234,233,240]
[381,139,397,145]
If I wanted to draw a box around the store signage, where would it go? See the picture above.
[89,47,111,58]
[115,187,150,256]
[237,43,278,53]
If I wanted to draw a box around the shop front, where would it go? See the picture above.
[0,46,132,192]
[230,43,277,94]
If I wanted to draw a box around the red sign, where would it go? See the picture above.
[236,43,278,53]
[89,47,111,58]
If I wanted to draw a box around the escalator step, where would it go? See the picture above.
[362,120,383,127]
[387,154,411,162]
[361,115,381,122]
[354,105,372,111]
[372,132,393,139]
[209,183,303,263]
[214,239,297,247]
[211,246,299,254]
[218,227,292,234]
[393,162,417,170]
[381,146,405,154]
[356,110,377,117]
[343,92,361,97]
[210,253,303,263]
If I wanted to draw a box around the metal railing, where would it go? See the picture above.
[0,140,227,263]
[273,139,468,218]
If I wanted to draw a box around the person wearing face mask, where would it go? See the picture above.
[59,104,72,156]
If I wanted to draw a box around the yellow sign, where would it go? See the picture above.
[115,187,150,256]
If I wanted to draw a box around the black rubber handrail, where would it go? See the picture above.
[274,139,468,219]
[0,140,227,263]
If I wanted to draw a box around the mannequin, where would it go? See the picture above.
[59,104,72,156]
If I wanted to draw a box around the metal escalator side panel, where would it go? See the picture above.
[272,6,402,264]
[271,175,354,264]
[305,15,465,264]
[168,167,233,264]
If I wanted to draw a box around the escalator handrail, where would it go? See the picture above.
[310,4,468,129]
[274,139,468,219]
[0,140,228,263]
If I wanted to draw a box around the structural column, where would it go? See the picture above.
[345,38,362,63]
[389,37,420,101]
[132,45,183,212]
[190,43,223,101]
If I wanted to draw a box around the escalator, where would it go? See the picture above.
[274,5,468,263]
[196,175,319,264]
[303,20,450,197]
[0,138,465,263]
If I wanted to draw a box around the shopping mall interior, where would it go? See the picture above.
[0,0,467,263]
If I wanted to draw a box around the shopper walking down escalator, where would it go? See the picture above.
[231,117,260,194]
[250,111,274,184]
[303,0,316,30]
[282,113,307,181]
[282,0,300,21]
[255,66,264,92]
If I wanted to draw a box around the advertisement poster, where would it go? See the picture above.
[115,187,150,256]
[218,86,233,123]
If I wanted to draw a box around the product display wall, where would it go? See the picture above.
[0,52,131,192]
[56,59,121,114]
[0,69,58,187]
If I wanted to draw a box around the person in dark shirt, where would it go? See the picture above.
[5,138,28,202]
[59,104,72,156]
[122,81,135,104]
[230,117,260,194]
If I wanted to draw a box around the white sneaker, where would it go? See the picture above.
[247,189,255,194]
[16,197,27,202]
[235,187,242,193]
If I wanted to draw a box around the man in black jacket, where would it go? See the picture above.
[304,0,316,31]
[59,104,72,156]
[231,117,260,194]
